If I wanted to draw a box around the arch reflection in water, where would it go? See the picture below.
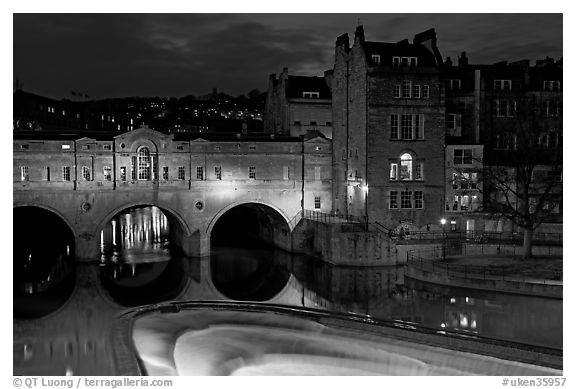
[99,206,187,307]
[210,246,291,301]
[13,206,76,319]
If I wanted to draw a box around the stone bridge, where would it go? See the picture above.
[13,127,333,260]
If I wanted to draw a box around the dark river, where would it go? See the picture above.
[13,207,563,375]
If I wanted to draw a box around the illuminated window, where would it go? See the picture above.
[249,166,256,180]
[162,167,169,180]
[178,166,185,180]
[389,191,398,209]
[62,166,71,181]
[302,92,320,99]
[400,153,413,181]
[103,166,112,181]
[131,156,137,180]
[196,166,204,180]
[20,166,29,181]
[137,147,151,180]
[82,166,91,181]
[389,163,398,180]
[62,144,71,150]
[314,196,321,209]
[120,166,126,181]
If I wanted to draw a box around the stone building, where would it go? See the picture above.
[331,26,446,233]
[264,67,333,138]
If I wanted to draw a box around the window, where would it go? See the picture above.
[412,84,421,98]
[310,121,317,126]
[81,145,90,150]
[196,166,204,180]
[326,121,332,126]
[103,144,112,151]
[543,81,561,91]
[162,167,169,180]
[62,166,71,181]
[81,166,91,181]
[392,57,401,67]
[131,156,137,180]
[447,114,456,130]
[401,191,412,209]
[314,196,321,209]
[294,121,301,125]
[393,85,401,98]
[215,166,222,180]
[303,91,320,99]
[215,145,221,151]
[178,166,185,180]
[454,149,473,165]
[452,173,459,189]
[401,57,409,67]
[249,166,256,180]
[177,145,185,151]
[371,54,381,64]
[545,100,560,117]
[120,166,127,181]
[283,166,290,180]
[402,81,411,98]
[400,153,413,181]
[138,147,151,180]
[249,145,256,151]
[414,191,424,209]
[62,144,70,150]
[409,57,417,67]
[446,79,461,90]
[390,191,398,209]
[103,166,112,181]
[20,166,29,181]
[44,166,51,181]
[422,85,430,99]
[414,114,424,139]
[390,114,399,139]
[401,115,412,139]
[494,79,512,91]
[389,163,398,180]
[414,163,423,180]
[20,144,29,150]
[314,166,321,181]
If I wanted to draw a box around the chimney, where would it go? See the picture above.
[354,25,365,45]
[336,33,350,52]
[458,52,469,67]
[445,57,453,67]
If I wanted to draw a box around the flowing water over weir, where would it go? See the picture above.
[13,207,563,375]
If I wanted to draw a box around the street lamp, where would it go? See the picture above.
[440,218,447,261]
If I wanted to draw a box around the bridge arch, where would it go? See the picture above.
[14,203,76,236]
[206,200,293,238]
[93,201,192,239]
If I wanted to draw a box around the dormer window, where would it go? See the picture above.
[392,56,417,67]
[494,79,512,91]
[543,81,561,91]
[303,91,319,99]
[371,54,381,64]
[446,79,461,90]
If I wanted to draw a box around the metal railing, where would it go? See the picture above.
[406,246,562,284]
[396,230,562,246]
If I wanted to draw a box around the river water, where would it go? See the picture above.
[13,207,563,375]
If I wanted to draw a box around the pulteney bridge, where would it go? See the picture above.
[13,127,333,260]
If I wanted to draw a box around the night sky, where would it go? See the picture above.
[13,13,563,100]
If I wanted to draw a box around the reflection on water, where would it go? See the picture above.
[13,206,563,375]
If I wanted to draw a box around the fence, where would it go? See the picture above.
[401,230,562,246]
[406,246,562,283]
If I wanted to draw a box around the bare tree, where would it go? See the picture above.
[476,95,562,258]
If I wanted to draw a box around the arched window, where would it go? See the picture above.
[400,153,412,181]
[138,147,151,180]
